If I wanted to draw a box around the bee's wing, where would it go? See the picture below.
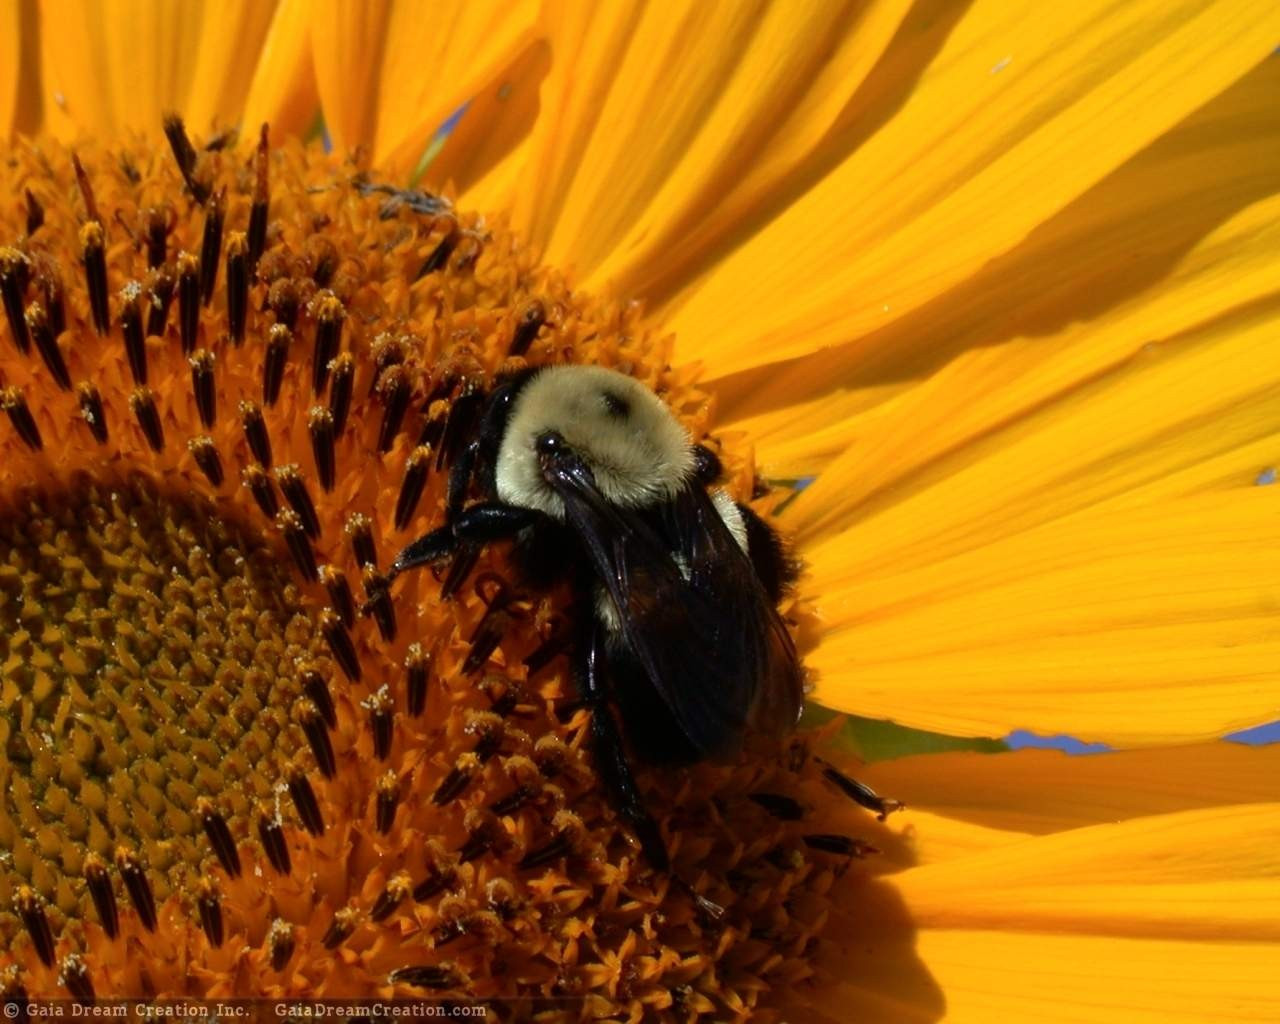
[673,485,804,741]
[549,456,802,756]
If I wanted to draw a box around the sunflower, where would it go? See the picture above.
[1,1,1278,1020]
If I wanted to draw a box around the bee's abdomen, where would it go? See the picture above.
[739,504,795,604]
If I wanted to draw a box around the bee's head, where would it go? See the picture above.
[495,366,695,518]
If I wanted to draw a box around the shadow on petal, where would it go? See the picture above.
[783,874,946,1024]
[714,53,1280,446]
[635,0,975,309]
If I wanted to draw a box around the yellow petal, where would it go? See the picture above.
[795,875,947,1024]
[863,743,1280,835]
[730,54,1280,480]
[513,0,912,283]
[661,1,1279,375]
[789,194,1280,550]
[778,757,1280,1018]
[720,378,908,482]
[805,491,1280,743]
[310,0,539,171]
[789,197,1280,740]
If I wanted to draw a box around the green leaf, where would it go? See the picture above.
[303,111,328,147]
[801,703,1009,763]
[408,131,449,189]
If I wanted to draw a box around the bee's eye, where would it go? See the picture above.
[536,431,564,456]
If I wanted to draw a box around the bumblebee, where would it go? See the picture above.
[391,365,804,868]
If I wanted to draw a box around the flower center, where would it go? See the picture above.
[0,475,322,952]
[0,120,862,1016]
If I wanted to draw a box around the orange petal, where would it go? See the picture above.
[878,809,1031,869]
[176,3,281,132]
[660,1,1279,375]
[309,0,539,171]
[799,769,1027,869]
[0,1,20,135]
[805,929,1280,1024]
[307,0,389,154]
[863,742,1280,835]
[9,0,41,136]
[426,40,551,210]
[240,0,320,140]
[39,0,298,139]
[802,802,1280,1022]
[39,0,115,137]
[895,804,1280,940]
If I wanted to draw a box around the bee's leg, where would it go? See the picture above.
[438,382,488,468]
[444,437,480,520]
[391,504,547,576]
[578,620,669,871]
[396,503,560,601]
[370,525,464,614]
[817,758,904,821]
[438,503,538,599]
[392,503,547,575]
[389,526,458,576]
[450,502,547,542]
[445,374,530,513]
[438,543,483,600]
